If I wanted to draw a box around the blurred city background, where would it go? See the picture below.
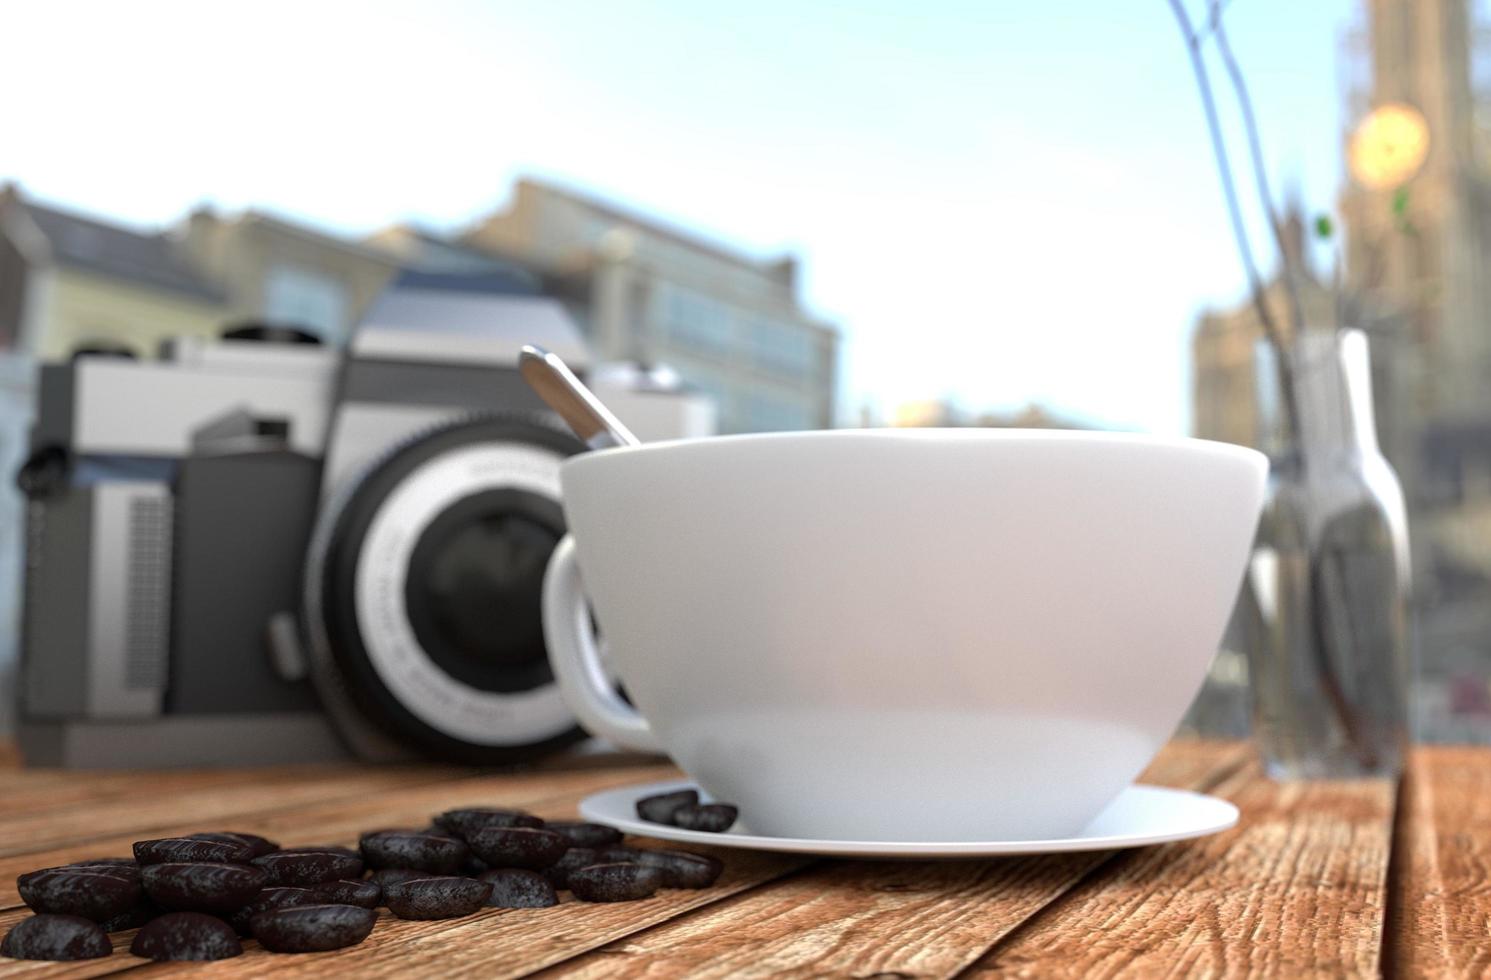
[2,0,1489,743]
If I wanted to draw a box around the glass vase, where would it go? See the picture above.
[1242,328,1411,779]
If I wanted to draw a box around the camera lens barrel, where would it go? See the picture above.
[304,414,588,765]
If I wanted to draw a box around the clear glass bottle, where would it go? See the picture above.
[1242,328,1412,779]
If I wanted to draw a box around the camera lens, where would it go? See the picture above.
[307,415,588,764]
[405,492,563,694]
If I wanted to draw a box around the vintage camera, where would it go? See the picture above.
[16,273,711,767]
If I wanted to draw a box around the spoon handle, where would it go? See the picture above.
[519,345,641,450]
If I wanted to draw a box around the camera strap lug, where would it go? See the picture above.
[266,612,309,682]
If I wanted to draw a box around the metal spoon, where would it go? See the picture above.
[519,345,640,450]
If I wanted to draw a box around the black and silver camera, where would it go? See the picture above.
[16,272,710,767]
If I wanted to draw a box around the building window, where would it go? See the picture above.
[264,264,348,342]
[744,391,813,432]
[662,285,731,356]
[749,316,817,379]
[671,364,735,429]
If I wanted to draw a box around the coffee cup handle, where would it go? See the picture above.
[542,534,664,754]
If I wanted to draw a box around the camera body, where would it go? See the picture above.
[16,273,712,767]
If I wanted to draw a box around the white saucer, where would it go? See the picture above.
[579,779,1239,858]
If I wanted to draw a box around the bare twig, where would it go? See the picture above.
[1168,0,1376,773]
[1192,0,1235,41]
[1210,1,1307,335]
[1163,0,1301,443]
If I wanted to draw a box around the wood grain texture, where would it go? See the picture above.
[963,764,1398,979]
[130,847,812,979]
[1387,745,1491,978]
[0,850,812,980]
[527,740,1250,980]
[0,766,468,856]
[0,906,138,980]
[0,740,1439,979]
[0,763,676,910]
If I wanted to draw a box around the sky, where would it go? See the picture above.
[1,0,1360,434]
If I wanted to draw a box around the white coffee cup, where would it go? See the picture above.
[543,429,1266,842]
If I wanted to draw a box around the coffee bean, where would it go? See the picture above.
[102,901,162,932]
[251,848,363,887]
[187,832,279,859]
[672,803,739,833]
[568,863,662,902]
[251,904,377,953]
[316,844,362,858]
[61,857,138,871]
[38,861,151,928]
[466,827,568,869]
[635,789,698,824]
[477,868,558,908]
[359,830,470,874]
[130,912,242,961]
[369,867,431,904]
[250,886,322,908]
[1,914,111,961]
[434,807,544,839]
[141,862,267,914]
[18,862,136,890]
[383,876,492,919]
[314,879,381,909]
[599,847,724,889]
[133,837,255,865]
[18,863,137,909]
[543,847,600,889]
[546,821,623,848]
[17,867,143,922]
[227,886,319,936]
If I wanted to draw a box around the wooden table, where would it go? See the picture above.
[0,739,1482,977]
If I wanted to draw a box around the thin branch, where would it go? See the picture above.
[1163,0,1301,443]
[1192,0,1236,42]
[1210,0,1307,336]
[1171,0,1378,775]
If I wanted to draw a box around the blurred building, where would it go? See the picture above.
[365,224,538,281]
[451,178,839,433]
[1343,0,1491,742]
[891,398,1085,429]
[177,207,398,346]
[0,184,226,359]
[1340,0,1491,426]
[1190,212,1397,451]
[1191,0,1491,742]
[0,186,401,360]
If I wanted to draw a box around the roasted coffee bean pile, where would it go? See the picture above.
[2,809,726,962]
[636,789,740,833]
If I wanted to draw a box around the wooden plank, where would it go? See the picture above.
[0,766,809,979]
[128,847,811,979]
[0,764,677,911]
[0,765,695,977]
[0,906,140,980]
[0,766,470,857]
[0,768,294,816]
[0,741,1276,979]
[1386,745,1491,978]
[963,764,1397,978]
[0,749,657,821]
[525,740,1249,980]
